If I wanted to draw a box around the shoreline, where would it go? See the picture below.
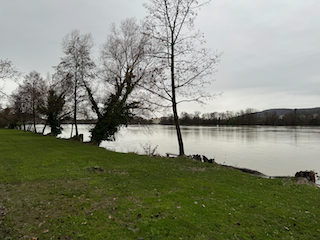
[220,163,320,187]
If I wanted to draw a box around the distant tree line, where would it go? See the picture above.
[159,108,320,126]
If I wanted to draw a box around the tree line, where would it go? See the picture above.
[159,108,320,126]
[0,0,221,155]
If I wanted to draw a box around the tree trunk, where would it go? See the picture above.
[33,107,37,133]
[70,123,73,138]
[42,123,47,134]
[73,79,78,137]
[74,105,78,136]
[172,100,184,156]
[171,34,185,156]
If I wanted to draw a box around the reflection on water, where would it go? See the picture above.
[39,124,320,178]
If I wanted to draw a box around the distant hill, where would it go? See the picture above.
[258,107,320,117]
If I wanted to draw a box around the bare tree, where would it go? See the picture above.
[11,71,47,132]
[143,0,222,156]
[54,30,96,138]
[84,18,156,145]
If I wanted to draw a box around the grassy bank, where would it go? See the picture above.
[0,129,320,239]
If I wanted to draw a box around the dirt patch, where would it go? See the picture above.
[109,170,129,175]
[86,166,106,173]
[0,205,7,220]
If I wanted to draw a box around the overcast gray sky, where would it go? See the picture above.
[1,0,319,114]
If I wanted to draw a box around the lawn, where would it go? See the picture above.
[0,129,319,239]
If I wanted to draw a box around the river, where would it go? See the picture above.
[39,124,320,179]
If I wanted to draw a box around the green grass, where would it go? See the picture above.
[1,129,320,239]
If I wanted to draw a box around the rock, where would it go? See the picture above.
[295,171,316,183]
[190,154,215,163]
[207,158,215,164]
[192,154,202,162]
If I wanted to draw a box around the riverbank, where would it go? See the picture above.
[1,129,320,239]
[189,155,319,187]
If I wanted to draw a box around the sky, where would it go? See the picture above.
[1,0,319,114]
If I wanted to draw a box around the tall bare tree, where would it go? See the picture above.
[54,30,96,138]
[144,0,222,156]
[84,18,156,145]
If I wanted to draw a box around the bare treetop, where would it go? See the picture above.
[144,0,222,105]
[0,59,20,81]
[0,59,21,102]
[100,18,154,88]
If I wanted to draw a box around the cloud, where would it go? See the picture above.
[194,0,320,111]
